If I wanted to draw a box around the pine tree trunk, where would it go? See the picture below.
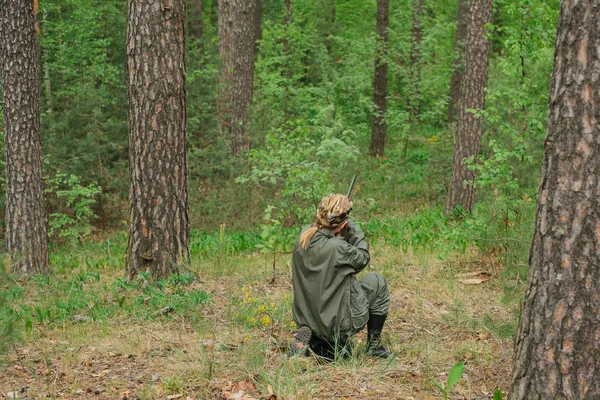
[444,0,493,215]
[407,0,424,121]
[369,0,389,158]
[217,0,234,138]
[282,0,293,116]
[230,0,260,156]
[188,0,204,43]
[0,0,49,274]
[510,1,600,397]
[448,0,469,123]
[317,0,335,55]
[125,0,190,279]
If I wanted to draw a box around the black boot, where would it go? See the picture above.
[367,314,391,358]
[288,326,312,357]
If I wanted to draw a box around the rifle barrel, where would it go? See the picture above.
[346,175,357,199]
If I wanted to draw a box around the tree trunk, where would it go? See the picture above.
[444,0,493,215]
[125,0,190,279]
[0,0,49,274]
[447,0,469,123]
[188,0,204,43]
[217,0,234,139]
[230,0,260,156]
[369,0,389,158]
[282,0,293,117]
[407,0,424,121]
[317,0,335,55]
[510,1,600,398]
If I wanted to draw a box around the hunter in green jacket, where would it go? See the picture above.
[291,194,391,359]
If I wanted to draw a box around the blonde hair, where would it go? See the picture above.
[299,224,319,250]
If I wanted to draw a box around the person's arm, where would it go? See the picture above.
[335,220,370,273]
[344,220,368,248]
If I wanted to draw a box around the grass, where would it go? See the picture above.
[0,223,524,399]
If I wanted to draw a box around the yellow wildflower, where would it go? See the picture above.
[260,316,271,327]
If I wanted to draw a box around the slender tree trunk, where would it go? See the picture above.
[230,0,260,155]
[217,0,234,139]
[0,0,49,274]
[188,0,204,44]
[369,0,389,158]
[318,0,335,55]
[510,1,600,398]
[282,0,293,117]
[125,0,190,279]
[407,0,424,121]
[444,0,493,215]
[448,0,469,123]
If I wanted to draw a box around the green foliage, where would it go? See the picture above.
[39,0,128,221]
[0,269,21,361]
[46,173,102,242]
[433,361,465,399]
[237,118,358,253]
[8,270,212,331]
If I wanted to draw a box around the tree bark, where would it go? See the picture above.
[369,0,390,158]
[188,0,204,43]
[407,0,424,121]
[217,0,234,139]
[510,1,600,398]
[444,0,493,215]
[448,0,469,123]
[0,0,49,274]
[125,0,190,279]
[230,0,260,156]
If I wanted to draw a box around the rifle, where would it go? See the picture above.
[343,175,357,241]
[346,174,357,200]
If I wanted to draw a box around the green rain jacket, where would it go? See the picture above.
[292,220,370,342]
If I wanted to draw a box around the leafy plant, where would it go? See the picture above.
[0,270,21,360]
[433,361,465,399]
[237,118,358,258]
[46,172,102,242]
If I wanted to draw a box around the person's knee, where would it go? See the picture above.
[366,272,388,293]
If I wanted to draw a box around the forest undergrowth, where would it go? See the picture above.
[0,219,524,399]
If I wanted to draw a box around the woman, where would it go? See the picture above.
[291,193,391,359]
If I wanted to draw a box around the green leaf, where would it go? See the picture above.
[432,378,446,395]
[493,389,503,400]
[446,362,465,391]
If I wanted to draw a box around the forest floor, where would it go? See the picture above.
[0,241,520,399]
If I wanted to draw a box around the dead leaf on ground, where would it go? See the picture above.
[459,278,489,285]
[265,384,277,399]
[222,379,258,400]
[455,271,490,279]
[166,395,183,400]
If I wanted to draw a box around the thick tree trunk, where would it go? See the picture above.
[407,0,424,121]
[217,0,234,139]
[126,0,190,279]
[448,0,469,123]
[510,1,600,398]
[0,0,49,274]
[369,0,389,158]
[230,0,260,156]
[444,0,493,215]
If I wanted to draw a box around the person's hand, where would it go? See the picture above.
[334,221,349,238]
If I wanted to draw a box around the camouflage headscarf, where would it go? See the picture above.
[316,194,352,229]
